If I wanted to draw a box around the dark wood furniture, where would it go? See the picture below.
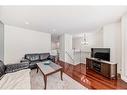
[36,61,63,89]
[86,58,117,79]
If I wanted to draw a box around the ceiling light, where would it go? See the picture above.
[25,21,29,25]
[81,33,88,45]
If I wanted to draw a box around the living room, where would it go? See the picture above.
[1,4,127,92]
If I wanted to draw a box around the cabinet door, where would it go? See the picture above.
[101,63,110,78]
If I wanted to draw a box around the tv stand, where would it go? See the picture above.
[86,58,117,79]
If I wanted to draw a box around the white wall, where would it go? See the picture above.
[103,22,121,74]
[4,25,51,64]
[51,35,59,50]
[121,14,127,82]
[0,21,4,61]
[64,34,73,64]
[59,34,65,62]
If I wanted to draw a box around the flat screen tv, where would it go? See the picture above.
[91,48,110,61]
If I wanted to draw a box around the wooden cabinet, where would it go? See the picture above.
[101,63,110,78]
[86,58,117,79]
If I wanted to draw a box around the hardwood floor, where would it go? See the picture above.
[56,60,127,89]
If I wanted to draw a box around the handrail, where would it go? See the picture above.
[73,49,91,64]
[58,49,91,64]
[58,50,75,64]
[65,51,75,64]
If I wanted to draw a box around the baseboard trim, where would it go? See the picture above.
[58,60,77,65]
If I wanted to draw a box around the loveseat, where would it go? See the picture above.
[21,53,55,69]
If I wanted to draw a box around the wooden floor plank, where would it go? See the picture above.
[56,61,127,89]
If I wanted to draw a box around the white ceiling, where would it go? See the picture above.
[0,6,127,36]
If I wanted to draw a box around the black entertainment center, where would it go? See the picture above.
[86,48,117,79]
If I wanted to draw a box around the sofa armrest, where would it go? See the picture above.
[48,55,55,62]
[20,57,30,63]
[5,63,29,74]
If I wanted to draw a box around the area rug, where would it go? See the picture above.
[30,69,88,90]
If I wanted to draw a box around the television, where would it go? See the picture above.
[91,48,110,61]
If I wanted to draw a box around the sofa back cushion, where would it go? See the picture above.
[39,53,50,61]
[25,54,40,62]
[0,60,5,77]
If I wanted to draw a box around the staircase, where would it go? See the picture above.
[58,49,91,65]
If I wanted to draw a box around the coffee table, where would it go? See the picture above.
[36,61,63,89]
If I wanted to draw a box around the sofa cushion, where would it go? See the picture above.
[0,60,5,78]
[39,53,50,61]
[25,54,40,62]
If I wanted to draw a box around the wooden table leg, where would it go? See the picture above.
[44,75,47,90]
[61,69,63,81]
[37,66,39,73]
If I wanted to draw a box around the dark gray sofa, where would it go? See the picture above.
[21,53,55,69]
[0,60,29,78]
